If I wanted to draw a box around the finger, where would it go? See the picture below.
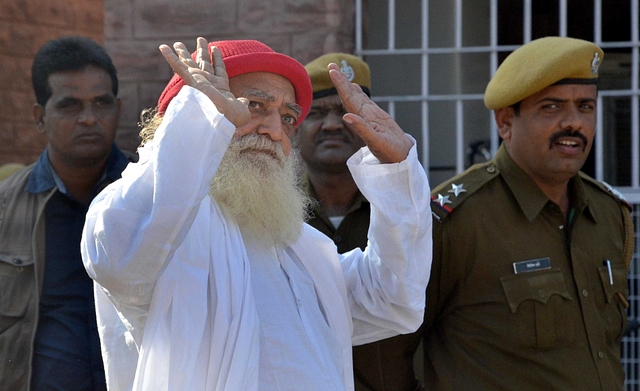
[328,63,369,113]
[344,114,410,163]
[173,42,198,68]
[159,44,195,85]
[211,46,229,79]
[342,113,372,140]
[196,37,214,74]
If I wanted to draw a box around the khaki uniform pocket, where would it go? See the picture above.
[500,268,574,349]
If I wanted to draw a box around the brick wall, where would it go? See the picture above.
[0,0,104,165]
[105,0,356,153]
[0,0,355,162]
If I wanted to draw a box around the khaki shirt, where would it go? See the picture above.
[304,177,424,391]
[422,145,633,390]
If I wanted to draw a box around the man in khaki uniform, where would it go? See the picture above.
[410,36,634,390]
[298,54,424,390]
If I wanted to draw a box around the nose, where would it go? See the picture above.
[77,104,97,126]
[322,110,344,132]
[256,108,291,154]
[559,106,584,131]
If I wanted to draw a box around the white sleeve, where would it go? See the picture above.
[81,86,235,327]
[341,138,433,345]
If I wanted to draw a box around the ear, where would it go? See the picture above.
[33,104,45,133]
[494,107,514,141]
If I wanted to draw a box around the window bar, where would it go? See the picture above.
[422,0,430,170]
[388,0,395,50]
[559,0,567,37]
[595,93,604,182]
[594,0,602,45]
[489,0,499,155]
[594,0,604,181]
[355,0,363,55]
[456,100,465,173]
[523,0,532,43]
[631,0,639,188]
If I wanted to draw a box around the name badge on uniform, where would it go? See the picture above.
[513,257,551,274]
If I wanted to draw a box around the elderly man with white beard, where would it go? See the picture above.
[81,37,432,391]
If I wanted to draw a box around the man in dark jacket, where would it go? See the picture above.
[0,36,134,391]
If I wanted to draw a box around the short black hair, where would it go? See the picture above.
[511,101,521,116]
[31,36,118,106]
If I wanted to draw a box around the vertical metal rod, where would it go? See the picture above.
[389,0,395,50]
[422,0,430,171]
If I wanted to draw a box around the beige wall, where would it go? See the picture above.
[105,0,356,153]
[0,0,105,165]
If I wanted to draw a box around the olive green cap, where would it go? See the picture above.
[305,53,371,99]
[484,36,604,110]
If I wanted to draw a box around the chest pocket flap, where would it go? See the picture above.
[500,268,571,314]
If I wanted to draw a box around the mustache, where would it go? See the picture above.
[315,130,351,143]
[233,134,286,164]
[548,129,589,151]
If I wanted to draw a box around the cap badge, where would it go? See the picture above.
[340,60,355,82]
[591,52,600,75]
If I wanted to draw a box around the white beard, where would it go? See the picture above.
[210,134,312,247]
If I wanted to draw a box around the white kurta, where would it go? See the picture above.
[81,86,432,391]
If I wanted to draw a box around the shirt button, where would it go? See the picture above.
[559,225,564,230]
[486,166,496,173]
[598,351,605,359]
[12,258,23,265]
[296,298,302,307]
[582,289,588,297]
[334,235,342,243]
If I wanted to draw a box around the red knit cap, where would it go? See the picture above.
[157,40,312,125]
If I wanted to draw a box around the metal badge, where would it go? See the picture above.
[435,193,452,207]
[591,52,600,75]
[448,183,467,197]
[340,60,355,82]
[513,257,551,274]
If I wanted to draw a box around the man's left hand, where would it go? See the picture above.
[329,63,413,164]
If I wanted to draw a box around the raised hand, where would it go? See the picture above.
[159,37,250,127]
[329,63,413,164]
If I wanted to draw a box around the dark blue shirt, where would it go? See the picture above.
[26,146,130,391]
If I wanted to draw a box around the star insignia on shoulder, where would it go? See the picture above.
[601,180,629,204]
[448,183,467,197]
[435,193,452,207]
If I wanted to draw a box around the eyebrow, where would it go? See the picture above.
[243,88,302,116]
[536,97,596,105]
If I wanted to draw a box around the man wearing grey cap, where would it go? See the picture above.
[297,53,424,391]
[406,36,633,390]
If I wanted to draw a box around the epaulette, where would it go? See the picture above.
[430,161,501,221]
[578,172,632,210]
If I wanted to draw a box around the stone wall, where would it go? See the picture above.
[105,0,356,153]
[0,0,104,165]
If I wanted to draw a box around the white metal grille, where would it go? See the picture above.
[355,0,640,388]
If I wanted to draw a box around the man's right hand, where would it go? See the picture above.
[159,37,251,127]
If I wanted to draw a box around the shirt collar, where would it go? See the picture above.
[303,174,369,216]
[26,144,130,196]
[494,144,596,223]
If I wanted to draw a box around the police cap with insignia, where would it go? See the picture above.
[305,53,371,99]
[484,36,604,110]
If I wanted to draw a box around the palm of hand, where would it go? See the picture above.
[159,37,250,127]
